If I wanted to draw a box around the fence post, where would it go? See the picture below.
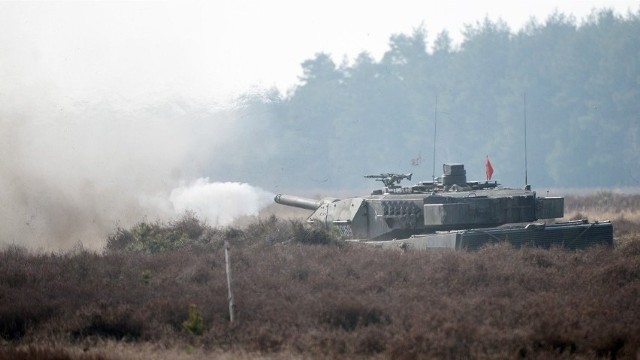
[224,240,235,322]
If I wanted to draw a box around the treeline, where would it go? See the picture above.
[209,9,640,191]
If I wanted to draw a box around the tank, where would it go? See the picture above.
[274,163,613,250]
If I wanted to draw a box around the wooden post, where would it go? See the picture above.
[224,241,235,322]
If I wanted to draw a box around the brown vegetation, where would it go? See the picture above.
[565,192,640,221]
[565,192,640,248]
[1,195,640,359]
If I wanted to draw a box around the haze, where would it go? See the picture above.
[0,1,637,250]
[2,1,637,102]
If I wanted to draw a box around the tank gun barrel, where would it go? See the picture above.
[274,194,325,210]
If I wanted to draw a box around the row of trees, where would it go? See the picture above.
[209,9,640,192]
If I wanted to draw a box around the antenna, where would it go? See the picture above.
[432,95,438,183]
[524,92,528,187]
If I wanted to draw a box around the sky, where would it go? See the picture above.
[1,0,638,249]
[2,1,638,105]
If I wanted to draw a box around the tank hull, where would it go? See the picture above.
[362,220,613,251]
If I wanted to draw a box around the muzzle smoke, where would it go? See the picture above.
[170,179,274,226]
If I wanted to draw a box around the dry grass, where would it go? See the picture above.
[565,192,640,248]
[1,193,640,359]
[0,341,313,360]
[565,192,640,221]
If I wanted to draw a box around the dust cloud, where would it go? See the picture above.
[0,4,279,251]
[0,96,273,251]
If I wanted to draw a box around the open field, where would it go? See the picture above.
[565,192,640,222]
[1,194,640,359]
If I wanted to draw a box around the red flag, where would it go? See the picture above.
[485,156,494,180]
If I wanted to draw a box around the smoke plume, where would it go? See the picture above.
[0,95,274,251]
[0,4,282,251]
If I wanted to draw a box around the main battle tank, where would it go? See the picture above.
[274,164,613,250]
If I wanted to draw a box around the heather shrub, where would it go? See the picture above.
[106,214,341,254]
[290,220,341,246]
[239,215,341,247]
[323,305,390,331]
[2,207,640,358]
[3,241,640,358]
[71,307,144,341]
[182,304,204,337]
[0,346,110,360]
[614,216,640,238]
[0,303,54,341]
[105,212,223,253]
